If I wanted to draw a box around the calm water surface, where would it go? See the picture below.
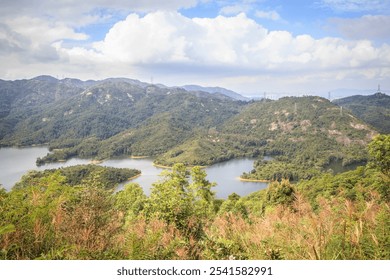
[0,147,267,198]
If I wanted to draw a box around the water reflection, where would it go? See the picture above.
[0,147,268,198]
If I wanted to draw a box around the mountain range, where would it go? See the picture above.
[0,75,386,180]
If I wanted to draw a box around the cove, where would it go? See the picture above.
[0,146,268,199]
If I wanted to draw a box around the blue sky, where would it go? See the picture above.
[1,0,389,97]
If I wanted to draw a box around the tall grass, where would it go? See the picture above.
[203,191,389,260]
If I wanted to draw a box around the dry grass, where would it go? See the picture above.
[203,191,389,260]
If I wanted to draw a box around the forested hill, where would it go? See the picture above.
[0,76,378,179]
[333,92,390,134]
[0,76,245,163]
[158,96,377,180]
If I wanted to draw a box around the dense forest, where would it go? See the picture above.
[333,92,390,134]
[163,95,375,181]
[13,165,140,190]
[0,134,389,260]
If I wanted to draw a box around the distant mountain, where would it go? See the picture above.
[181,85,249,101]
[329,88,385,100]
[101,77,151,88]
[333,92,390,134]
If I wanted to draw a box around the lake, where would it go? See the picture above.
[0,146,268,199]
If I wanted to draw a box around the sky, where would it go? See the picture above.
[1,0,389,97]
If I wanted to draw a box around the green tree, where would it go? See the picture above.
[145,163,217,254]
[187,166,216,219]
[218,193,248,217]
[368,134,390,175]
[266,179,295,206]
[115,183,146,218]
[146,163,191,229]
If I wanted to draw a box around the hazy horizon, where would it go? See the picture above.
[1,73,387,100]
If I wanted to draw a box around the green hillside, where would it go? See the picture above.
[231,97,376,181]
[158,96,377,180]
[0,78,243,164]
[333,92,390,134]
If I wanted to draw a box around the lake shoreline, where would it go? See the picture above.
[1,146,268,198]
[127,173,142,181]
[238,177,270,183]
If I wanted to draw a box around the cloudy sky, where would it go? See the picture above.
[1,0,389,97]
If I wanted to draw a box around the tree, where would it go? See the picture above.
[368,134,390,175]
[115,183,146,218]
[145,164,217,237]
[266,179,295,206]
[146,163,191,229]
[218,193,248,217]
[187,166,216,219]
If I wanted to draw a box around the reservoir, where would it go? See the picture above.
[0,146,267,199]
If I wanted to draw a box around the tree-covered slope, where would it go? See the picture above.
[333,92,390,134]
[0,76,88,139]
[0,77,244,164]
[14,164,140,190]
[158,96,377,178]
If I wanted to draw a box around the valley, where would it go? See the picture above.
[0,76,382,181]
[0,76,389,260]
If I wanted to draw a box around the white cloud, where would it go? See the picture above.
[90,12,269,65]
[1,10,389,94]
[329,15,390,41]
[0,0,200,21]
[220,4,251,15]
[255,10,281,21]
[0,16,88,64]
[7,17,88,46]
[52,11,390,84]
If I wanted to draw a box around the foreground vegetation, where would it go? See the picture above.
[0,135,388,260]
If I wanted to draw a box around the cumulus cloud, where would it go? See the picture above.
[64,11,390,73]
[0,16,88,64]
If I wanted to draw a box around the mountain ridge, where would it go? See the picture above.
[333,92,390,134]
